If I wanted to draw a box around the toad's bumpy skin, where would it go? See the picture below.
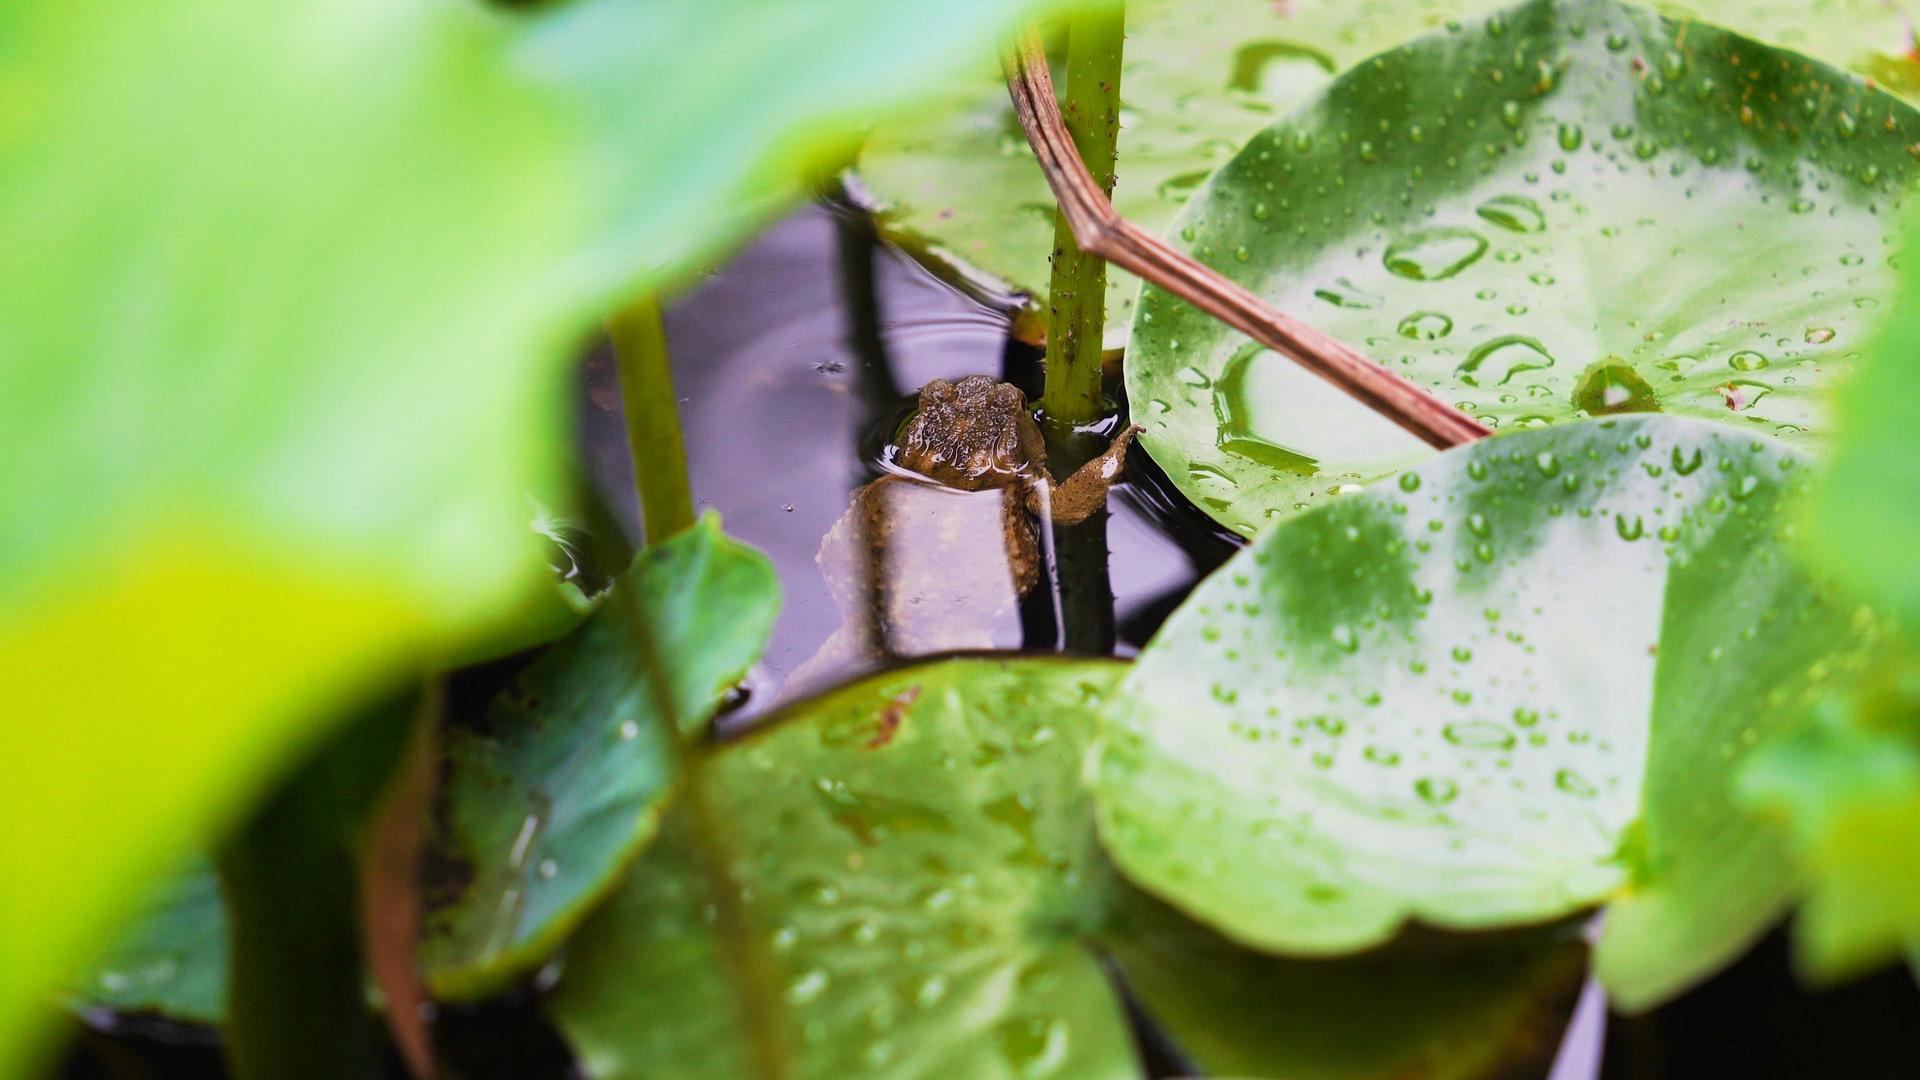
[894,375,1138,526]
[894,375,1048,490]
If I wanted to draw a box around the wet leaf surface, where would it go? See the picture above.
[546,654,1593,1078]
[1095,416,1876,1009]
[860,0,1493,346]
[1758,220,1920,988]
[421,517,778,999]
[547,658,1142,1080]
[1130,0,1920,536]
[1672,1,1920,101]
[860,0,1920,352]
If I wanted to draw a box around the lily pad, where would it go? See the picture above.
[421,516,779,1000]
[1094,416,1875,1009]
[69,858,226,1026]
[859,0,1920,352]
[859,0,1497,346]
[548,655,1603,1076]
[1100,887,1588,1080]
[1129,0,1920,536]
[1672,2,1920,101]
[546,658,1142,1080]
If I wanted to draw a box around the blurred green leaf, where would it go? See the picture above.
[1806,224,1920,628]
[1739,649,1920,982]
[861,0,1920,351]
[421,516,778,1000]
[1127,0,1919,537]
[1102,887,1586,1080]
[69,859,227,1027]
[0,0,1105,1067]
[1775,139,1920,988]
[1095,416,1874,1010]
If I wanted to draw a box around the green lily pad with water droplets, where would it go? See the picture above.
[68,857,227,1025]
[548,655,1605,1077]
[859,0,1497,347]
[1128,0,1920,538]
[1094,415,1878,1010]
[858,0,1920,352]
[545,657,1143,1080]
[418,516,779,1001]
[1673,1,1920,101]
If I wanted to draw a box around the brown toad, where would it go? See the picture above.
[783,376,1138,698]
[892,374,1135,524]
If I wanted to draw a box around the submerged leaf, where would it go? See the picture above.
[1095,416,1874,1009]
[421,516,779,999]
[1123,0,1919,536]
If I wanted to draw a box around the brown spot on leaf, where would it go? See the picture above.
[867,686,921,749]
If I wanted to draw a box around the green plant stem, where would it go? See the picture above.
[1042,5,1125,427]
[614,586,791,1080]
[218,699,419,1080]
[610,295,696,546]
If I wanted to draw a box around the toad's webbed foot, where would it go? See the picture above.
[1026,425,1141,525]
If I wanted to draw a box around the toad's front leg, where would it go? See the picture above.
[1025,425,1141,526]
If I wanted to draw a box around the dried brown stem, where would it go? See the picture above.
[1002,31,1487,450]
[361,686,440,1079]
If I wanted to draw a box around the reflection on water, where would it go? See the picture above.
[786,477,1027,699]
[580,202,1220,717]
[580,205,1009,710]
